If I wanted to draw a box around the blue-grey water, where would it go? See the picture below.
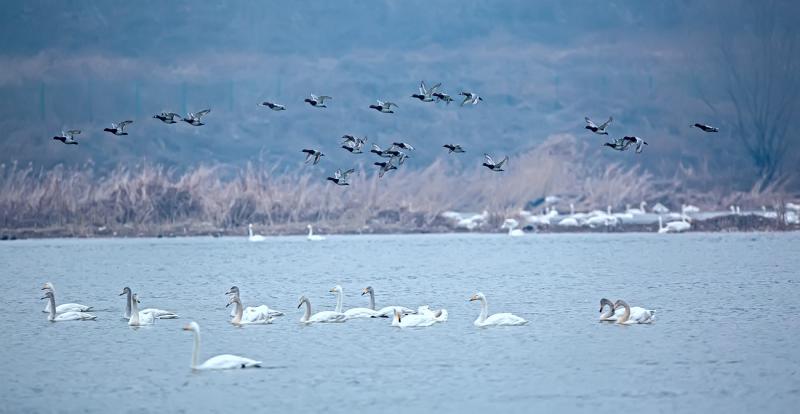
[1,233,798,413]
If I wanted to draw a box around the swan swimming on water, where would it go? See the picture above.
[307,225,325,241]
[225,286,283,321]
[41,291,96,322]
[658,215,691,233]
[613,300,655,325]
[469,292,527,327]
[599,298,618,321]
[128,293,155,326]
[182,321,262,370]
[360,286,416,318]
[227,296,272,326]
[120,287,178,319]
[41,282,92,313]
[297,295,347,324]
[501,218,525,236]
[391,309,437,328]
[247,224,266,242]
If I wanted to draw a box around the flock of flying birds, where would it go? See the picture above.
[51,80,720,185]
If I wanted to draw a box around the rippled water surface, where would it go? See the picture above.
[1,233,799,413]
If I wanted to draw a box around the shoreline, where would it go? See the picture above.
[2,215,798,240]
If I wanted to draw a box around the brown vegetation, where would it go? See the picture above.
[0,135,796,238]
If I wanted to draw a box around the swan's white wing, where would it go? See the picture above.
[585,117,598,128]
[344,307,380,318]
[54,311,96,321]
[310,93,318,101]
[308,311,347,323]
[376,306,415,317]
[484,153,495,165]
[55,303,92,313]
[599,116,613,130]
[140,308,179,319]
[198,354,262,370]
[628,307,655,323]
[482,313,527,326]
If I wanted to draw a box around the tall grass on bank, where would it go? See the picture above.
[0,135,794,235]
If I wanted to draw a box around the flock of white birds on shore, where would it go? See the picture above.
[39,281,652,370]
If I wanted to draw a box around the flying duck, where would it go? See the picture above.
[443,144,465,153]
[374,161,397,178]
[369,100,398,113]
[53,129,80,145]
[622,136,648,153]
[585,116,613,134]
[304,94,332,108]
[341,135,367,153]
[104,120,133,135]
[459,91,483,106]
[327,168,355,186]
[411,81,440,102]
[182,109,210,126]
[301,149,325,165]
[603,138,627,151]
[260,101,286,111]
[153,112,181,124]
[482,154,508,171]
[692,123,718,133]
[433,91,454,104]
[370,144,400,158]
[391,142,414,151]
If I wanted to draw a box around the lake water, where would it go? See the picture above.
[1,233,798,413]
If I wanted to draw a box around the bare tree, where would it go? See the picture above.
[710,1,800,188]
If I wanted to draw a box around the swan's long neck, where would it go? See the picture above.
[617,302,631,324]
[232,300,243,324]
[47,295,56,321]
[368,290,375,310]
[124,290,132,318]
[478,297,488,322]
[658,216,664,231]
[301,299,311,322]
[130,297,140,325]
[44,287,55,312]
[248,226,254,237]
[190,329,200,369]
[335,290,343,313]
[600,303,614,319]
[308,226,313,237]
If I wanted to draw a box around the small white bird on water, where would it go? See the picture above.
[307,225,325,241]
[248,224,265,242]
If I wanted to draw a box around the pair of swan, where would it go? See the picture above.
[599,298,655,324]
[41,282,92,313]
[226,286,284,323]
[183,321,261,370]
[391,306,448,328]
[227,296,272,326]
[469,293,527,327]
[41,291,96,322]
[119,286,178,326]
[331,285,417,319]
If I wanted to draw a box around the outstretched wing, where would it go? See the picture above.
[461,94,472,106]
[118,120,133,129]
[310,93,319,101]
[599,116,613,130]
[195,109,211,119]
[385,102,398,108]
[341,134,355,143]
[419,81,427,95]
[66,129,81,136]
[317,96,332,103]
[495,156,508,168]
[428,82,441,94]
[371,144,382,152]
[584,117,598,129]
[167,112,181,118]
[484,153,495,165]
[341,168,355,179]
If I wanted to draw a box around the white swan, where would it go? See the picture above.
[120,287,178,319]
[297,295,346,324]
[391,309,437,328]
[360,286,416,318]
[225,286,284,321]
[128,293,156,326]
[41,282,92,313]
[613,300,655,325]
[469,292,527,327]
[658,215,690,233]
[228,296,272,326]
[416,305,448,322]
[626,201,647,215]
[182,321,262,370]
[248,224,266,242]
[599,298,618,321]
[306,224,326,241]
[331,285,379,318]
[41,291,96,322]
[500,218,525,236]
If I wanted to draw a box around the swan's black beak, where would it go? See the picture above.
[226,302,231,308]
[119,291,126,296]
[297,303,302,309]
[40,296,47,300]
[41,287,47,290]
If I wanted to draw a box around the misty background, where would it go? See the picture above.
[0,0,798,231]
